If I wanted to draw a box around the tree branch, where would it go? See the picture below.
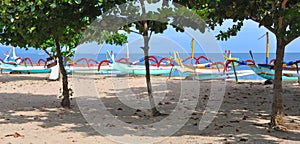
[262,25,277,35]
[43,49,54,58]
[281,0,288,8]
[148,30,153,41]
[135,21,143,29]
[120,27,143,35]
[250,17,276,34]
[128,29,142,35]
[285,34,299,46]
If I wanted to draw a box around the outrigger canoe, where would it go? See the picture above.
[250,64,300,81]
[173,51,229,79]
[0,61,50,73]
[67,65,118,74]
[112,62,173,75]
[9,66,50,73]
[104,50,173,75]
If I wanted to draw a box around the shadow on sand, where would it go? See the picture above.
[0,76,299,143]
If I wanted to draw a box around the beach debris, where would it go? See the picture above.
[116,74,127,77]
[191,112,197,115]
[190,116,199,120]
[239,138,248,142]
[164,101,171,105]
[273,125,289,131]
[264,79,273,85]
[229,119,240,123]
[105,123,115,127]
[158,101,171,105]
[39,125,46,128]
[223,138,230,144]
[242,115,249,120]
[5,132,24,138]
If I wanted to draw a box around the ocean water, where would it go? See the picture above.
[1,46,299,80]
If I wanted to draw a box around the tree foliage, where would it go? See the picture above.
[0,0,102,107]
[192,0,300,43]
[0,0,100,49]
[190,0,300,128]
[82,0,208,116]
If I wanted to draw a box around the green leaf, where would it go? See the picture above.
[50,3,56,9]
[74,0,82,4]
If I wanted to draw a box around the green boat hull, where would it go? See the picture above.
[113,62,172,75]
[10,66,51,73]
[0,62,18,69]
[250,65,299,81]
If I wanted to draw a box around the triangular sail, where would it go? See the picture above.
[3,47,19,63]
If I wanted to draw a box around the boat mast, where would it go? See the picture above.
[266,32,270,64]
[126,43,129,61]
[191,38,195,65]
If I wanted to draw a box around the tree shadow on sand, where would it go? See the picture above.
[0,74,48,82]
[0,76,299,143]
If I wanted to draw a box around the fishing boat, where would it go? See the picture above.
[0,47,19,71]
[0,60,18,69]
[247,32,300,81]
[171,38,246,80]
[173,51,233,80]
[111,62,173,75]
[66,58,117,74]
[2,47,22,64]
[68,65,116,74]
[249,63,300,81]
[9,65,51,73]
[105,50,173,75]
[0,47,50,73]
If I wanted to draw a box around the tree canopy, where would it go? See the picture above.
[190,0,300,128]
[0,0,101,49]
[193,0,300,43]
[0,0,104,107]
[80,0,211,116]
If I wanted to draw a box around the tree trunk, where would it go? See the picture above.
[141,0,161,116]
[55,37,70,108]
[270,37,285,127]
[143,50,161,116]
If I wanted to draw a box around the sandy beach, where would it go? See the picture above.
[0,73,299,144]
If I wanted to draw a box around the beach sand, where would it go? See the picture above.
[0,73,299,144]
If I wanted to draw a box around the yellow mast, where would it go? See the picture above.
[191,38,195,59]
[266,32,270,64]
[126,43,129,60]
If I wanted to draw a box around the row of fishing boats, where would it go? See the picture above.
[1,46,299,82]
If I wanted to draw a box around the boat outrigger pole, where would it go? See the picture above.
[126,43,129,61]
[258,32,270,64]
[191,38,195,65]
[266,32,270,64]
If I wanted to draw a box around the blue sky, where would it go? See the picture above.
[93,19,300,55]
[215,20,299,53]
[1,19,299,57]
